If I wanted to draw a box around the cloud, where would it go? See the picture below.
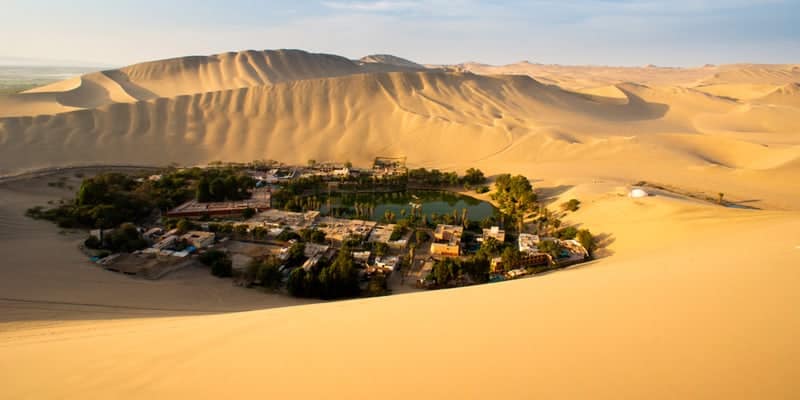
[322,1,422,12]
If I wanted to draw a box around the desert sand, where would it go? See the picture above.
[0,49,799,399]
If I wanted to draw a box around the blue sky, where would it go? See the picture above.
[1,0,798,67]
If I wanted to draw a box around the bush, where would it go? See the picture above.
[211,258,233,278]
[242,207,256,219]
[476,186,490,194]
[365,273,390,297]
[84,236,102,249]
[176,218,195,234]
[199,249,233,277]
[555,226,578,240]
[277,229,301,242]
[561,199,581,212]
[257,257,283,290]
[389,225,408,241]
[371,242,389,257]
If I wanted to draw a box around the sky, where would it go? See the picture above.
[1,0,798,67]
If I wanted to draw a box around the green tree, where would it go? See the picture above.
[258,257,283,290]
[242,207,256,219]
[209,178,227,201]
[576,230,596,258]
[196,177,212,202]
[287,268,307,297]
[462,168,486,185]
[538,239,563,261]
[286,242,307,268]
[501,246,522,271]
[478,237,503,258]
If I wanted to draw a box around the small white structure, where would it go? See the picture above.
[629,188,649,198]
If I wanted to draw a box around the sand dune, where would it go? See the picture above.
[0,49,423,118]
[2,61,798,208]
[0,49,799,398]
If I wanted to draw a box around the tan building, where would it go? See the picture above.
[431,224,463,256]
[180,231,216,249]
[482,226,505,243]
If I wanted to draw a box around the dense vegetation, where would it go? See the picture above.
[84,223,148,253]
[428,256,490,287]
[492,174,537,232]
[196,171,255,202]
[287,251,360,299]
[26,168,256,229]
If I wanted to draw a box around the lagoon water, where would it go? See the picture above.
[318,190,496,222]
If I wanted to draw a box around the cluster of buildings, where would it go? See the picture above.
[93,227,218,278]
[494,233,588,276]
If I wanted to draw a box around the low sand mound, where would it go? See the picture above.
[754,83,800,107]
[701,64,800,86]
[692,83,779,100]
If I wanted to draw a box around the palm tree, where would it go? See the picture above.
[718,192,725,205]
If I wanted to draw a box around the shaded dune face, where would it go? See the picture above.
[0,50,799,209]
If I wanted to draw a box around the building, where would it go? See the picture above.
[482,226,506,243]
[248,209,320,232]
[180,231,216,249]
[143,227,163,243]
[316,217,377,243]
[352,251,372,266]
[166,188,271,218]
[368,223,409,249]
[518,233,541,253]
[372,256,399,272]
[431,224,463,256]
[152,235,178,251]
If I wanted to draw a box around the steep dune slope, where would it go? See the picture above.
[0,71,665,172]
